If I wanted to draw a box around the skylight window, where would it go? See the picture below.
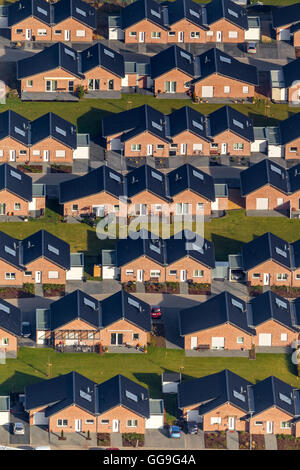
[48,244,59,256]
[275,246,287,258]
[64,48,76,59]
[192,120,203,131]
[104,48,114,59]
[55,126,66,137]
[126,390,138,402]
[14,126,25,137]
[232,119,244,129]
[10,170,21,180]
[270,164,282,175]
[80,390,92,401]
[152,121,163,132]
[231,298,244,310]
[150,8,161,18]
[83,297,96,310]
[0,303,10,314]
[189,9,200,18]
[76,7,87,17]
[275,298,287,309]
[109,171,121,183]
[151,171,163,182]
[149,243,161,254]
[220,55,231,64]
[4,246,16,257]
[128,297,140,310]
[233,390,246,402]
[192,243,204,254]
[192,170,204,181]
[37,6,48,16]
[279,393,292,405]
[180,51,192,62]
[228,8,238,18]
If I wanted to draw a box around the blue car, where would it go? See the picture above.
[169,425,182,438]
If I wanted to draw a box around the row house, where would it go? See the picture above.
[102,104,254,158]
[25,371,164,434]
[271,58,300,104]
[59,163,228,218]
[0,229,70,286]
[272,3,300,47]
[0,110,78,164]
[116,229,215,285]
[179,290,300,351]
[178,369,300,436]
[35,289,151,350]
[17,42,125,98]
[0,163,45,218]
[8,0,96,42]
[0,298,22,358]
[110,0,252,44]
[150,45,258,97]
[240,159,300,215]
[239,232,300,288]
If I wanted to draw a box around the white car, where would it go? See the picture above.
[13,422,25,435]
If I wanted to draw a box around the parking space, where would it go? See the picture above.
[9,416,30,446]
[145,429,185,449]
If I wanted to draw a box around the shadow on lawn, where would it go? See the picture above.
[0,371,46,397]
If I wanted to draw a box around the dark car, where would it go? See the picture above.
[21,322,31,338]
[185,421,198,435]
[151,306,162,319]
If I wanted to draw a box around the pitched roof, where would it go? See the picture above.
[207,106,254,141]
[0,110,30,145]
[250,376,298,417]
[53,0,96,29]
[167,164,215,201]
[80,43,124,78]
[59,165,124,203]
[116,231,166,267]
[240,159,289,197]
[30,112,77,148]
[249,291,295,330]
[272,3,300,29]
[50,290,101,330]
[205,0,248,30]
[177,369,252,415]
[167,0,206,28]
[0,163,32,202]
[150,45,194,79]
[125,165,170,201]
[282,58,300,88]
[279,112,300,145]
[96,374,150,417]
[120,0,167,30]
[194,48,258,86]
[179,291,255,336]
[0,299,22,337]
[0,231,22,270]
[8,0,52,27]
[100,290,151,332]
[242,232,293,272]
[166,230,215,268]
[166,106,209,141]
[21,230,70,270]
[17,42,84,80]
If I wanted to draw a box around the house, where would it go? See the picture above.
[59,165,125,217]
[0,163,45,218]
[17,42,123,99]
[113,0,250,44]
[0,229,70,286]
[177,369,252,431]
[25,371,161,434]
[272,3,300,47]
[0,298,22,358]
[179,291,255,351]
[192,48,258,100]
[8,0,96,42]
[116,229,215,284]
[240,159,300,215]
[249,291,298,349]
[271,59,300,104]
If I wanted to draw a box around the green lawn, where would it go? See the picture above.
[2,347,299,422]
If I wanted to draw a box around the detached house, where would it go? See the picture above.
[271,58,300,104]
[272,3,300,47]
[0,299,22,358]
[8,0,96,43]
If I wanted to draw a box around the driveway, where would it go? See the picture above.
[9,409,30,446]
[145,429,205,449]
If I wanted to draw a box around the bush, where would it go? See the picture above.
[76,85,85,98]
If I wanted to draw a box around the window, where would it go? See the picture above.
[155,204,162,211]
[197,203,204,212]
[108,79,114,90]
[126,270,134,276]
[243,86,249,94]
[76,30,86,37]
[277,273,288,281]
[150,270,160,278]
[170,144,177,149]
[193,270,204,277]
[224,86,230,93]
[54,30,62,35]
[255,421,263,426]
[27,80,33,87]
[131,144,141,151]
[176,203,189,215]
[290,147,297,152]
[0,150,3,157]
[211,417,221,425]
[2,338,8,346]
[113,205,119,212]
[229,31,238,38]
[133,333,139,340]
[169,270,177,276]
[206,31,214,36]
[87,332,94,340]
[5,273,16,280]
[296,274,300,280]
[16,29,23,34]
[101,420,109,425]
[237,337,244,344]
[37,29,47,36]
[210,143,218,149]
[184,81,190,89]
[14,203,21,211]
[32,150,40,156]
[57,419,68,427]
[127,419,138,428]
[72,204,78,212]
[19,150,27,155]
[56,150,66,158]
[88,79,100,91]
[85,419,94,424]
[281,333,288,342]
[151,32,161,39]
[190,31,200,38]
[252,273,260,279]
[157,144,164,150]
[168,31,176,37]
[164,81,176,93]
[129,31,137,36]
[280,421,291,429]
[48,271,59,279]
[233,143,244,150]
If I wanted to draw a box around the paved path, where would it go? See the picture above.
[226,431,239,450]
[110,432,123,448]
[264,434,278,450]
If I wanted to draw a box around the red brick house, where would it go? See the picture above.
[0,299,22,359]
[272,3,300,47]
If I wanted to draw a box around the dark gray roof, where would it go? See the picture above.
[272,4,300,29]
[0,163,32,202]
[178,369,251,415]
[291,238,300,270]
[150,45,194,80]
[30,112,77,148]
[279,112,300,146]
[120,0,167,30]
[50,290,100,330]
[166,230,215,268]
[0,110,30,146]
[240,159,288,197]
[0,231,22,270]
[80,43,124,78]
[242,232,293,272]
[96,374,150,418]
[167,164,215,201]
[0,299,21,337]
[207,106,254,141]
[179,291,255,336]
[117,231,166,267]
[8,0,51,27]
[282,58,300,88]
[167,106,209,141]
[250,376,297,417]
[59,165,124,203]
[126,165,170,202]
[167,0,206,28]
[206,0,248,29]
[21,230,70,270]
[53,0,96,28]
[249,291,295,330]
[100,290,151,332]
[194,48,258,86]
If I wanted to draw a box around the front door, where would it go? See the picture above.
[228,417,235,431]
[68,81,74,93]
[180,270,187,282]
[216,31,222,42]
[112,420,119,432]
[35,271,42,284]
[266,421,273,434]
[147,144,153,156]
[26,29,32,40]
[43,150,49,162]
[191,336,197,349]
[181,143,187,155]
[263,273,270,285]
[221,143,227,155]
[178,31,184,42]
[137,269,144,282]
[139,32,145,43]
[64,30,70,41]
[75,419,82,432]
[9,150,16,161]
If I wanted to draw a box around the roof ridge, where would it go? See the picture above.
[77,289,80,319]
[225,369,230,403]
[72,370,76,404]
[224,291,230,323]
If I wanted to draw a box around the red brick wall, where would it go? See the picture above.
[83,68,122,92]
[52,18,94,42]
[99,319,148,347]
[183,323,253,350]
[121,257,165,283]
[194,74,255,99]
[170,190,212,216]
[97,405,146,434]
[0,190,29,216]
[207,19,244,43]
[283,137,300,160]
[11,18,52,42]
[182,403,247,431]
[0,137,29,162]
[24,257,67,285]
[247,260,291,287]
[166,258,211,283]
[0,260,23,286]
[154,69,193,94]
[20,67,81,93]
[249,408,293,435]
[30,137,73,163]
[0,329,17,355]
[63,192,122,216]
[53,318,100,347]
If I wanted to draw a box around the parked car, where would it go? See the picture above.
[246,42,257,53]
[185,421,198,435]
[21,322,31,338]
[13,423,25,435]
[169,425,182,438]
[151,306,162,319]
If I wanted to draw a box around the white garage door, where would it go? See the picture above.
[102,266,117,279]
[110,139,122,151]
[279,29,290,41]
[259,333,272,346]
[202,86,213,97]
[187,409,201,423]
[212,337,225,349]
[33,412,49,426]
[0,412,9,425]
[66,267,83,280]
[256,198,268,210]
[145,415,164,429]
